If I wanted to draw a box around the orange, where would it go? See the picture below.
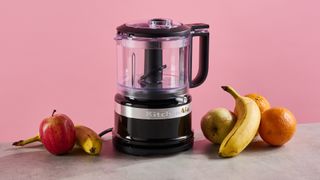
[245,93,271,114]
[244,93,271,137]
[259,107,297,146]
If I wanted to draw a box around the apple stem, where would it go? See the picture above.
[52,109,57,117]
[12,135,40,146]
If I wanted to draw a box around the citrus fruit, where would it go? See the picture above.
[245,93,271,114]
[245,93,271,137]
[259,107,297,146]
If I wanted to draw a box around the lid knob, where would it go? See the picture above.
[148,18,173,28]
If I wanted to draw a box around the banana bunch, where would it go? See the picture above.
[75,125,102,155]
[219,86,261,157]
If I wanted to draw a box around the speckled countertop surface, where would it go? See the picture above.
[1,123,319,180]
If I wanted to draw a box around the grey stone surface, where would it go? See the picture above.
[1,123,320,180]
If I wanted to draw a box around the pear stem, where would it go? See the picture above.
[12,135,40,146]
[52,109,56,117]
[221,86,241,99]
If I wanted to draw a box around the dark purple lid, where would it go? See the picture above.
[117,18,191,38]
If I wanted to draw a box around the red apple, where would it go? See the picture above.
[39,110,76,155]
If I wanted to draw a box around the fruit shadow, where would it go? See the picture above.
[4,142,43,151]
[244,139,281,152]
[189,139,221,159]
[189,138,279,159]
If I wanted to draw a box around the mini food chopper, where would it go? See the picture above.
[113,18,210,155]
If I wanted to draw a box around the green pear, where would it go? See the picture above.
[201,108,236,144]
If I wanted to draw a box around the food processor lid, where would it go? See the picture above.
[117,18,191,37]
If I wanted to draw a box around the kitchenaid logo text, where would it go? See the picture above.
[116,103,191,120]
[181,106,190,113]
[145,106,190,119]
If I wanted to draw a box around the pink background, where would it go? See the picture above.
[0,0,319,141]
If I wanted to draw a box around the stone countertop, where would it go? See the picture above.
[1,123,319,180]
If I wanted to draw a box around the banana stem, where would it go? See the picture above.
[221,86,241,99]
[12,135,40,146]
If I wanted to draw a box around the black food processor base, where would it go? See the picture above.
[112,132,194,156]
[113,94,194,156]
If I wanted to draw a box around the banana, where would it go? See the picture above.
[219,86,261,157]
[75,125,102,155]
[12,135,40,146]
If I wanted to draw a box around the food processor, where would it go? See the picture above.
[113,18,210,155]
